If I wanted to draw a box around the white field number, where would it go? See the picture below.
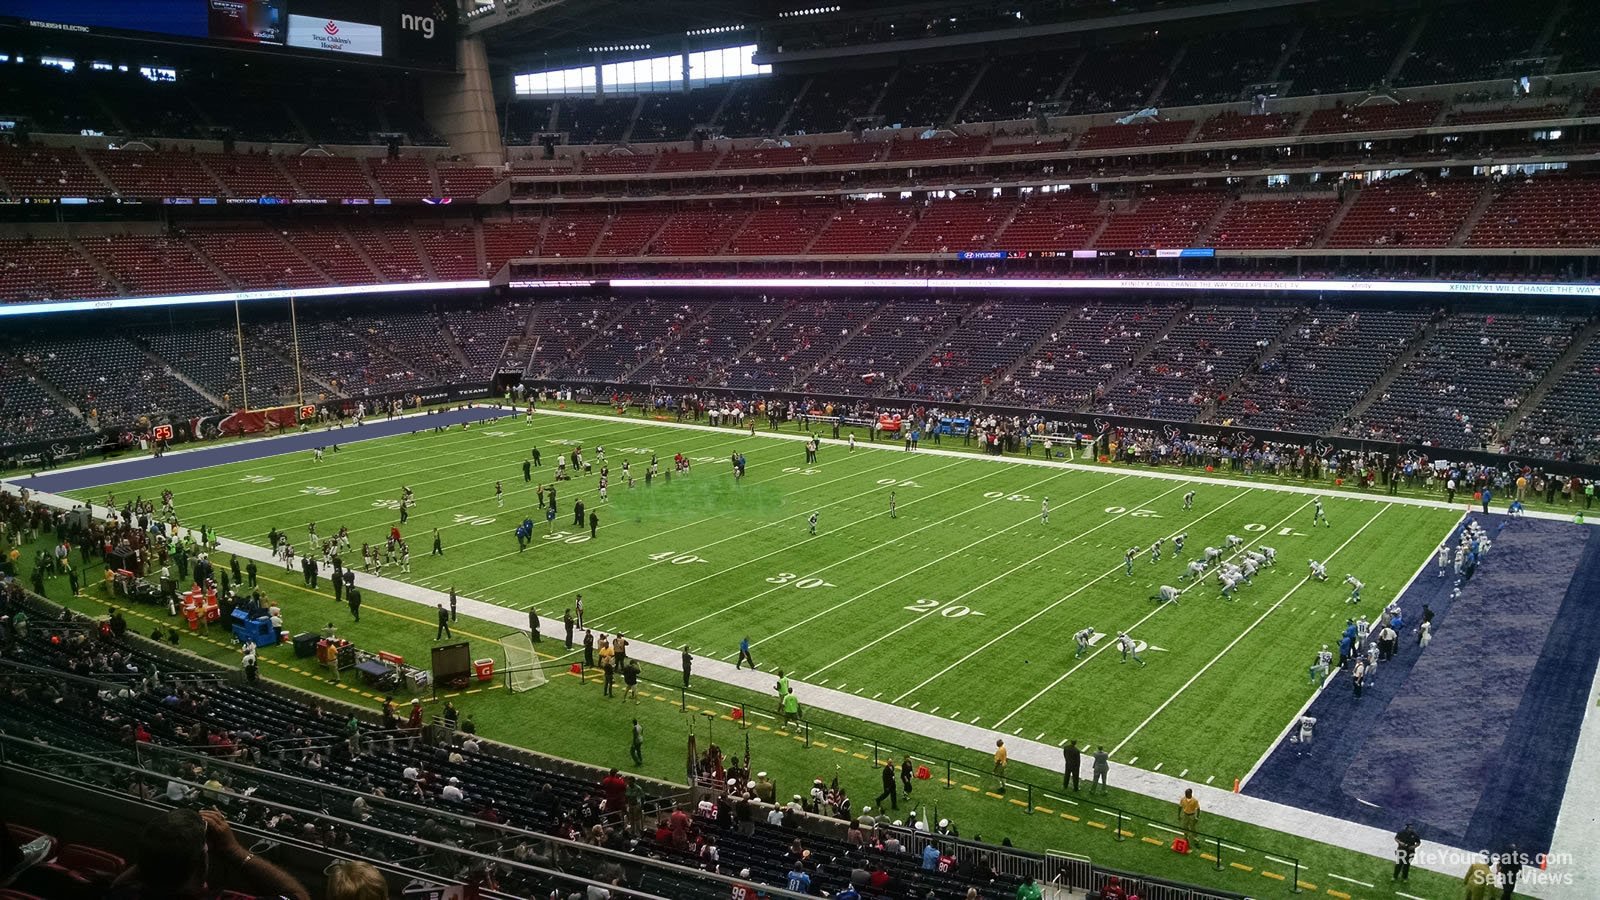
[649,551,707,565]
[618,446,652,454]
[453,514,496,526]
[766,572,835,589]
[542,530,590,544]
[983,491,1033,502]
[300,486,338,496]
[903,598,985,619]
[241,474,274,484]
[1105,505,1161,518]
[371,499,403,510]
[783,467,820,476]
[482,430,513,437]
[877,478,922,488]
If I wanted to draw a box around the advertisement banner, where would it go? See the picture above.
[287,13,381,56]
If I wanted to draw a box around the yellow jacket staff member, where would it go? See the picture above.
[993,740,1008,793]
[1178,789,1201,846]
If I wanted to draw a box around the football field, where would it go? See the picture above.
[62,409,1463,785]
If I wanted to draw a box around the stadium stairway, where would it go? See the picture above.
[1497,315,1600,442]
[135,340,226,410]
[979,306,1083,403]
[1340,314,1442,428]
[1198,308,1310,424]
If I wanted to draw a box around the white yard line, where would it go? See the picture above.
[808,480,1177,680]
[210,421,743,529]
[171,416,625,502]
[1110,505,1388,756]
[897,488,1261,709]
[544,456,972,616]
[993,497,1315,729]
[413,439,912,586]
[652,465,1063,642]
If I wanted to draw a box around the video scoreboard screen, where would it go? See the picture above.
[0,0,456,69]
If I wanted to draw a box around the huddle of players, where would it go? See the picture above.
[1073,494,1361,666]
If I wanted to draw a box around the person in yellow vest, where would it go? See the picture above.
[993,740,1008,794]
[1178,789,1200,848]
[1463,851,1496,900]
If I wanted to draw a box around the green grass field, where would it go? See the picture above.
[63,408,1462,784]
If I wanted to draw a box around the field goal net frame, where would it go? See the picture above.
[499,632,548,693]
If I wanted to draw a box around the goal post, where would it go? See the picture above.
[500,633,547,693]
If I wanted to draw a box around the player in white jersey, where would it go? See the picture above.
[1240,558,1259,583]
[1204,546,1222,565]
[1183,559,1208,581]
[495,480,504,507]
[1308,559,1328,581]
[1219,573,1239,600]
[1040,497,1049,524]
[1436,544,1450,576]
[1116,632,1145,667]
[1124,547,1139,575]
[1150,585,1181,605]
[1073,627,1096,659]
[1308,645,1334,684]
[313,447,323,463]
[1259,545,1276,565]
[1355,616,1371,642]
[1183,490,1196,510]
[848,434,856,452]
[1313,498,1329,527]
[1344,574,1363,603]
[1244,549,1266,567]
[1173,532,1187,555]
[1225,534,1244,549]
[1149,538,1162,563]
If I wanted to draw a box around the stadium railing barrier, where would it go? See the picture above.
[0,732,818,900]
[639,671,1303,893]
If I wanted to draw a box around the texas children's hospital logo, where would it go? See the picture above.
[286,14,382,56]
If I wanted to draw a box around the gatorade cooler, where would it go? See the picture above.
[473,658,495,682]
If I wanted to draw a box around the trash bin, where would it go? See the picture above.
[473,658,495,682]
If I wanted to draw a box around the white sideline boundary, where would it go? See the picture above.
[8,405,1595,896]
[1235,509,1469,792]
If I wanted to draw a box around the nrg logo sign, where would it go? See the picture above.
[400,13,436,39]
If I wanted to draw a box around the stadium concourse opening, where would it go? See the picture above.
[6,0,1600,897]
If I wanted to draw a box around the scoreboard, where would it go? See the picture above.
[0,0,457,70]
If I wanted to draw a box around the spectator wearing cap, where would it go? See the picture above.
[441,776,464,801]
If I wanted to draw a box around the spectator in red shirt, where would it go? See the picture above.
[601,768,627,813]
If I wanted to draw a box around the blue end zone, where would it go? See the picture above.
[1245,514,1600,854]
[8,406,515,494]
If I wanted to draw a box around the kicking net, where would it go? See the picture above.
[500,633,547,693]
